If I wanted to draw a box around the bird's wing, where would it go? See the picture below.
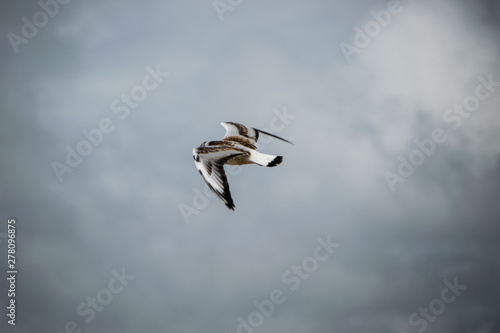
[221,122,293,145]
[221,122,259,144]
[254,127,294,145]
[193,145,248,210]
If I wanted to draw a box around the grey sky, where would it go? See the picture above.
[1,0,499,332]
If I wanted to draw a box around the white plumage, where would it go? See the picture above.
[193,122,292,210]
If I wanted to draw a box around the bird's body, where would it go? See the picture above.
[192,122,292,210]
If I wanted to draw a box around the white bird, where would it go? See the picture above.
[193,122,292,210]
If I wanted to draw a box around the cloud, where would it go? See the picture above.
[1,0,499,332]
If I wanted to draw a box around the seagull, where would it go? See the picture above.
[193,122,292,210]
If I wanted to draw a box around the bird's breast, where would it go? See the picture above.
[226,155,252,165]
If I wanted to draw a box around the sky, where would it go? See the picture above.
[1,0,500,332]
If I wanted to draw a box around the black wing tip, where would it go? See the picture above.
[223,189,236,210]
[267,156,283,167]
[209,186,236,211]
[254,128,293,145]
[278,137,294,145]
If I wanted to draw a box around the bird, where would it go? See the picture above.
[193,122,292,210]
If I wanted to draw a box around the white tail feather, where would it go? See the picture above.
[250,151,283,167]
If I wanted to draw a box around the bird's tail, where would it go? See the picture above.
[250,151,283,167]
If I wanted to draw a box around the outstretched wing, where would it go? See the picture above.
[221,122,258,141]
[221,122,293,145]
[192,145,248,210]
[254,128,293,145]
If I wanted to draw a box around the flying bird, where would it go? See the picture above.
[193,122,292,210]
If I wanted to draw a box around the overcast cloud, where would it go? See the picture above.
[1,1,500,332]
